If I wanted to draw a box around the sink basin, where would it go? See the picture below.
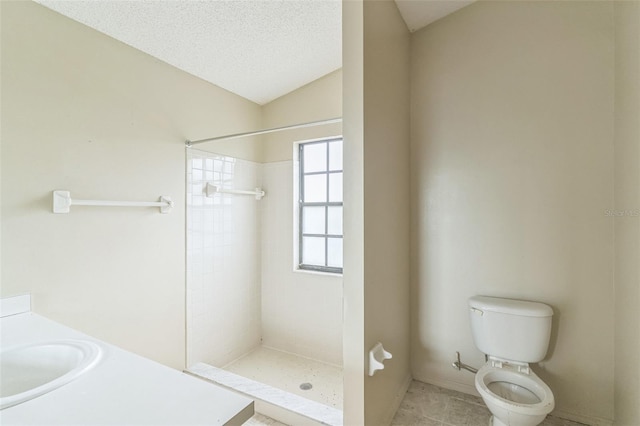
[0,339,102,409]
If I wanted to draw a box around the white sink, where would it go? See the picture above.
[0,340,102,410]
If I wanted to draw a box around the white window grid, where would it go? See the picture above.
[298,138,343,274]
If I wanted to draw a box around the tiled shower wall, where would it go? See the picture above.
[187,149,262,367]
[187,151,343,368]
[261,161,343,366]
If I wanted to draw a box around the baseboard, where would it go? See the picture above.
[414,375,614,426]
[550,409,613,426]
[413,375,480,398]
[381,373,413,426]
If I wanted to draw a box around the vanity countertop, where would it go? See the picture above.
[0,312,254,425]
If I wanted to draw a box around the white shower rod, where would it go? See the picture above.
[205,183,265,200]
[52,190,173,214]
[186,117,342,146]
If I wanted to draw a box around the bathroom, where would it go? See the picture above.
[1,1,638,426]
[184,70,345,424]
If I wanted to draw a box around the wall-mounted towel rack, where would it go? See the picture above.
[52,190,173,214]
[205,183,265,200]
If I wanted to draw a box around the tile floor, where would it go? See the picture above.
[391,381,586,426]
[244,413,288,426]
[245,380,587,426]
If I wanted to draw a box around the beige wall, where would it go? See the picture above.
[614,1,640,424]
[362,1,411,424]
[258,69,343,365]
[410,1,615,424]
[342,0,366,423]
[0,1,261,369]
[341,0,414,424]
[262,69,342,163]
[260,160,344,365]
[192,135,262,164]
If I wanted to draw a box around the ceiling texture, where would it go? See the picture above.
[35,0,473,105]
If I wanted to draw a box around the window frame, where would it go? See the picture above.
[296,137,343,275]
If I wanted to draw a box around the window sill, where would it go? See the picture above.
[293,268,343,278]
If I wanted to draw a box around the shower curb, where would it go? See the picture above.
[187,362,343,426]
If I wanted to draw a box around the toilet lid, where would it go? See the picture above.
[487,381,541,405]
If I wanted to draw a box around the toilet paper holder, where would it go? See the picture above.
[369,342,392,376]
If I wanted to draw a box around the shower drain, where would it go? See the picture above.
[299,382,313,391]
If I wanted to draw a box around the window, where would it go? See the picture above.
[297,138,343,274]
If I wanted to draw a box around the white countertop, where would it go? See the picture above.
[0,312,254,425]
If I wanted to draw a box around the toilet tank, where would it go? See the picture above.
[469,296,553,363]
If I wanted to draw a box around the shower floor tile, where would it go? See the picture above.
[224,346,343,410]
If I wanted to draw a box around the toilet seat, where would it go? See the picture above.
[475,362,555,416]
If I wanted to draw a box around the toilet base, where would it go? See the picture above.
[490,416,507,426]
[489,414,547,426]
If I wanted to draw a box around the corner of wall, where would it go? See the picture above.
[613,1,640,423]
[362,0,412,424]
[342,0,366,422]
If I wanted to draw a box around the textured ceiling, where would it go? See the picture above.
[35,0,342,105]
[34,0,473,105]
[395,0,475,33]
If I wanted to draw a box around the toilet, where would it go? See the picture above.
[469,296,555,426]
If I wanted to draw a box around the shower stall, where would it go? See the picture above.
[185,145,343,425]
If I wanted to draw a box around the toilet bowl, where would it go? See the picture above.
[468,296,556,426]
[475,360,554,426]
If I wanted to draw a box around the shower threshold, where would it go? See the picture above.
[187,362,343,426]
[188,346,343,425]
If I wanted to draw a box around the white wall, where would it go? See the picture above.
[0,1,261,369]
[260,70,344,366]
[260,161,343,365]
[410,2,615,423]
[613,1,640,424]
[186,150,262,367]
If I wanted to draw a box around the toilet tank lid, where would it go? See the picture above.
[469,296,553,317]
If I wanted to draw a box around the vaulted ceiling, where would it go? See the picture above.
[35,0,473,105]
